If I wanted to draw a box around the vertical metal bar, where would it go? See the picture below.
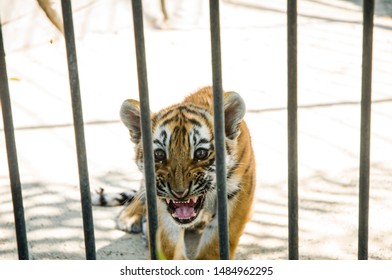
[60,0,96,260]
[209,0,229,260]
[0,19,29,260]
[358,0,374,261]
[131,0,158,260]
[287,0,299,260]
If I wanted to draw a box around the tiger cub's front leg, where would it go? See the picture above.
[156,226,187,260]
[118,192,146,234]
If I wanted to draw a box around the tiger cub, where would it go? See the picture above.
[110,86,255,259]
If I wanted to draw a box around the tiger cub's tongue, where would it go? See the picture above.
[174,206,196,219]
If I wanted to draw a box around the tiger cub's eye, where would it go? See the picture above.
[154,149,166,162]
[194,148,209,161]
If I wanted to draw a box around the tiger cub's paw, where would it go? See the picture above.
[118,213,143,233]
[117,192,146,237]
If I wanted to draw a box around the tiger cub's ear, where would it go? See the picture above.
[223,91,246,140]
[120,99,142,144]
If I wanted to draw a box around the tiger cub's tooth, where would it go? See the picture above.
[166,198,171,204]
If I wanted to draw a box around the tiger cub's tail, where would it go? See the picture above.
[91,188,136,207]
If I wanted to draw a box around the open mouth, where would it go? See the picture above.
[164,195,205,225]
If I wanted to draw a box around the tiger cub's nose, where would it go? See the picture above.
[171,189,189,199]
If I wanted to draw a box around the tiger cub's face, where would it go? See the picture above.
[120,91,245,227]
[150,105,216,226]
